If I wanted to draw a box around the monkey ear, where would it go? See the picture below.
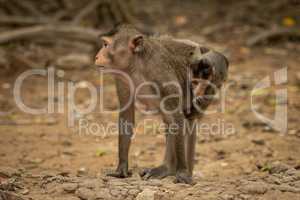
[129,35,144,53]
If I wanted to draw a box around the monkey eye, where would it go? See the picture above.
[103,41,108,48]
[189,52,194,56]
[101,39,109,48]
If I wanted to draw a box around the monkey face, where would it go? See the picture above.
[189,47,202,65]
[95,34,144,70]
[95,36,113,68]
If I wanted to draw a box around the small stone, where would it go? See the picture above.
[265,176,281,185]
[269,162,290,174]
[239,194,251,200]
[251,139,265,145]
[136,188,157,200]
[147,179,162,187]
[95,188,112,199]
[240,182,268,194]
[76,188,96,200]
[61,140,72,147]
[120,188,129,196]
[128,189,140,195]
[294,181,300,188]
[62,183,78,193]
[110,188,121,197]
[221,162,229,167]
[20,189,29,195]
[0,167,20,178]
[282,176,294,183]
[286,168,298,176]
[77,167,88,176]
[79,179,102,189]
[272,185,300,193]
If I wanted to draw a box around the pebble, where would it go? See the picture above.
[136,188,157,200]
[147,179,163,187]
[76,188,96,200]
[272,184,300,193]
[95,188,113,199]
[110,188,123,197]
[269,162,290,174]
[77,167,88,176]
[20,189,30,195]
[251,139,265,145]
[62,183,78,193]
[240,182,268,194]
[79,179,103,189]
[0,167,20,178]
[128,189,140,195]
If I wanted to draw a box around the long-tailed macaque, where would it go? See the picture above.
[95,24,228,184]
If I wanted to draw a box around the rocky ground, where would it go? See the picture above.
[1,161,300,200]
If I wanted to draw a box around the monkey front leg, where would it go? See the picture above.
[107,78,135,178]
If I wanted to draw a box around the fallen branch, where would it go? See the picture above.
[247,28,300,47]
[11,0,44,17]
[0,25,103,44]
[109,0,124,23]
[10,54,42,69]
[72,0,105,24]
[1,1,24,16]
[112,0,153,35]
[116,0,139,24]
[0,16,50,25]
[202,23,232,36]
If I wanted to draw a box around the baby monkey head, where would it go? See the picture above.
[95,25,145,70]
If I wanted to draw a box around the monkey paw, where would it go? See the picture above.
[174,170,194,185]
[107,164,132,178]
[140,165,174,180]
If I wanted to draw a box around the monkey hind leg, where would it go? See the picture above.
[139,165,175,180]
[174,170,194,184]
[185,119,197,175]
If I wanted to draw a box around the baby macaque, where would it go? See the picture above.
[159,36,228,113]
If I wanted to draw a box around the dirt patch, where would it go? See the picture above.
[1,162,300,200]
